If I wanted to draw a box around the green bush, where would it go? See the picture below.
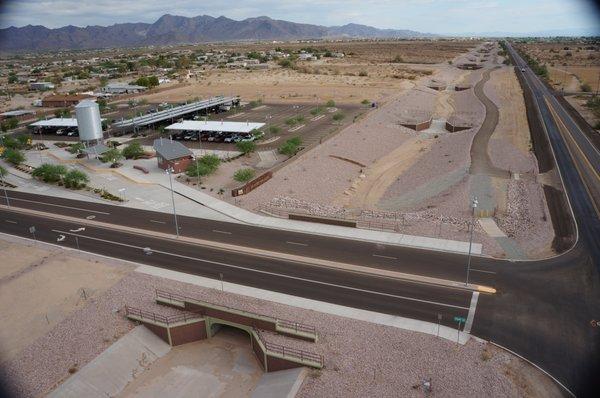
[186,154,221,177]
[1,136,20,149]
[278,59,294,68]
[361,99,370,105]
[585,96,600,118]
[581,83,592,92]
[278,137,302,156]
[68,142,85,155]
[332,112,345,122]
[285,117,298,126]
[0,165,7,178]
[16,134,29,147]
[358,70,368,77]
[269,126,281,135]
[236,140,256,155]
[63,169,89,189]
[32,163,67,183]
[99,148,123,164]
[325,99,336,107]
[122,141,145,159]
[310,106,324,115]
[233,168,255,183]
[2,148,25,165]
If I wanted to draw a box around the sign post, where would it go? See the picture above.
[454,316,466,345]
[29,226,36,242]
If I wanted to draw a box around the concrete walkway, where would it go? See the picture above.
[48,325,171,398]
[251,368,306,398]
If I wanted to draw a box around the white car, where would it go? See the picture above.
[56,129,65,135]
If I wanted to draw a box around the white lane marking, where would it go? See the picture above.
[311,114,325,122]
[373,254,397,260]
[463,292,479,334]
[9,197,110,215]
[212,230,232,235]
[150,220,166,224]
[5,220,17,224]
[286,241,308,246]
[69,227,85,232]
[470,268,496,274]
[51,229,470,311]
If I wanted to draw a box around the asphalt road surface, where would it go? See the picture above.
[0,43,599,396]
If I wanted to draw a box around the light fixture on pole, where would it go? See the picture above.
[465,196,478,286]
[166,167,180,237]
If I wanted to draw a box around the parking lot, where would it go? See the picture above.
[157,102,365,151]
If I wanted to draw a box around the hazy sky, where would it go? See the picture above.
[0,0,598,34]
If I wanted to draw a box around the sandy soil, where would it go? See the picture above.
[1,238,563,398]
[0,240,131,364]
[119,327,262,398]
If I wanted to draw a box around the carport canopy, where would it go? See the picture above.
[30,118,78,128]
[165,120,265,134]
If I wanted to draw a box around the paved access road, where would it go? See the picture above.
[1,44,599,395]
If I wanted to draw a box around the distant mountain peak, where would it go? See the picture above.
[0,14,435,52]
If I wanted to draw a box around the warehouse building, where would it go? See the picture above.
[42,94,94,107]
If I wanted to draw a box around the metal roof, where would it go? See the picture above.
[112,96,238,129]
[165,120,265,134]
[30,118,78,128]
[1,110,36,116]
[153,139,193,161]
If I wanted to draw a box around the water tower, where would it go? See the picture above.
[75,100,103,144]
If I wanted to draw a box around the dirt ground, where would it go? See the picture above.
[119,327,262,397]
[0,237,565,398]
[0,239,131,363]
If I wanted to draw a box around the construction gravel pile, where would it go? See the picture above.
[2,266,540,397]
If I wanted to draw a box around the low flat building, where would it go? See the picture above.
[0,109,36,121]
[153,139,193,174]
[29,82,55,91]
[42,94,94,108]
[101,83,147,94]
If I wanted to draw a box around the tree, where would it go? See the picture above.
[32,163,67,183]
[186,154,221,178]
[54,108,70,118]
[234,168,255,183]
[63,169,89,189]
[16,134,29,147]
[278,59,294,68]
[122,141,145,159]
[325,99,335,107]
[2,148,25,165]
[310,106,324,115]
[0,165,7,179]
[100,148,123,164]
[236,141,256,155]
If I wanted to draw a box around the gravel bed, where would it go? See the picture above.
[2,267,536,397]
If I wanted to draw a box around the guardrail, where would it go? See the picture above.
[254,329,323,367]
[156,289,316,337]
[125,305,202,326]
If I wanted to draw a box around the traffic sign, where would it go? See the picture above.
[454,316,466,323]
[29,226,36,234]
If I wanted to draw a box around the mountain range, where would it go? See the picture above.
[0,14,434,52]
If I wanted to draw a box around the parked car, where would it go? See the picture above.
[200,133,209,141]
[56,129,65,135]
[67,130,78,137]
[224,134,239,143]
[183,132,195,140]
[240,135,255,142]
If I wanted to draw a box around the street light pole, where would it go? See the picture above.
[465,196,478,286]
[166,167,179,237]
[1,174,10,207]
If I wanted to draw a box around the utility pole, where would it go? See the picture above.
[166,167,179,237]
[465,196,478,286]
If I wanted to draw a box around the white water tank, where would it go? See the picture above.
[75,100,103,142]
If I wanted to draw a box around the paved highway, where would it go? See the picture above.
[0,43,599,395]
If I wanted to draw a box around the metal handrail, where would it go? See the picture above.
[254,328,323,366]
[156,289,317,336]
[124,305,201,326]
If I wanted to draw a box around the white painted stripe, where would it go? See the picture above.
[286,241,308,246]
[5,219,17,224]
[372,254,397,260]
[51,229,469,311]
[9,197,110,215]
[464,292,479,334]
[470,268,496,274]
[149,219,166,224]
[212,229,232,235]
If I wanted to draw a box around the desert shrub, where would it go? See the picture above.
[325,99,336,107]
[581,83,592,92]
[63,169,89,189]
[358,70,368,77]
[236,140,256,155]
[361,99,370,105]
[32,163,67,183]
[278,137,302,156]
[233,168,255,183]
[2,148,25,165]
[332,112,345,122]
[100,148,123,164]
[391,55,404,63]
[310,106,324,115]
[122,141,145,159]
[68,142,85,154]
[269,126,281,135]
